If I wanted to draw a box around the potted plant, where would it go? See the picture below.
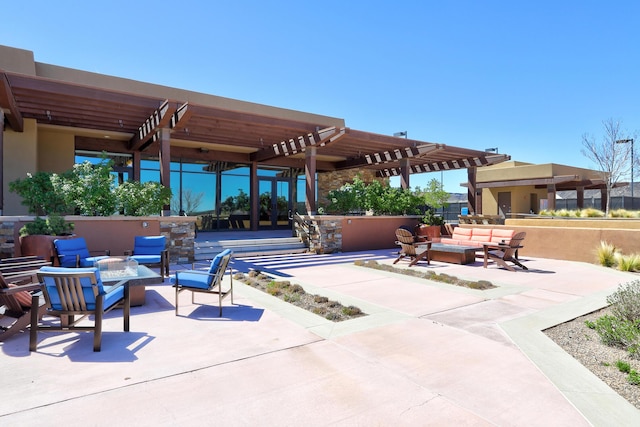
[415,178,449,240]
[416,208,445,239]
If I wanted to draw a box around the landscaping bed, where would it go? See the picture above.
[354,259,496,290]
[234,271,366,322]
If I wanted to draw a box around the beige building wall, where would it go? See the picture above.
[38,129,75,172]
[3,119,39,215]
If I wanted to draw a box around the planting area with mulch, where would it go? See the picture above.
[354,259,496,290]
[234,271,366,322]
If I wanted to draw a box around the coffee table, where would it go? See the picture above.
[428,243,479,265]
[100,261,162,306]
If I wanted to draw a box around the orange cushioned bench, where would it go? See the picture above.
[438,227,515,248]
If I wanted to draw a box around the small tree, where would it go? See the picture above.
[581,119,632,214]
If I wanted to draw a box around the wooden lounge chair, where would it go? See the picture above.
[0,271,46,342]
[171,249,234,316]
[483,231,528,272]
[393,228,431,266]
[31,266,130,352]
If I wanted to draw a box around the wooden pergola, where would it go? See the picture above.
[1,67,510,221]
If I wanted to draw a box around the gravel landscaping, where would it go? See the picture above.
[545,306,640,410]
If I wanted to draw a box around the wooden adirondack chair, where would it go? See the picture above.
[393,228,431,266]
[483,231,528,272]
[0,270,46,342]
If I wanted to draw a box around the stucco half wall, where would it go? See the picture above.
[465,218,640,263]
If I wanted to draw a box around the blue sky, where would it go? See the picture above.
[2,1,639,193]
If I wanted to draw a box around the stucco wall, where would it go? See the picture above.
[465,218,640,263]
[2,215,196,263]
[3,119,39,215]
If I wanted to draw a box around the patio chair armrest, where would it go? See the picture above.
[124,250,133,256]
[0,282,42,295]
[104,279,129,293]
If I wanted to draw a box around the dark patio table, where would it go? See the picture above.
[100,261,162,306]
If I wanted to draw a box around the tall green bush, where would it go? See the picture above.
[325,175,424,216]
[115,181,172,216]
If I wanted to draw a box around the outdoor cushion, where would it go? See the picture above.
[54,237,110,268]
[129,254,161,264]
[451,227,473,240]
[491,229,515,244]
[39,266,123,310]
[470,228,492,242]
[132,236,165,255]
[170,249,232,290]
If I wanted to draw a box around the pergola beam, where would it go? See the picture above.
[129,100,176,151]
[337,143,445,170]
[250,126,347,162]
[0,72,23,131]
[376,154,498,178]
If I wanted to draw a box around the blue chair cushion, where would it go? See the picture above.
[39,266,123,310]
[170,249,232,289]
[55,237,91,267]
[130,254,162,264]
[133,236,166,255]
[79,255,112,268]
[171,270,211,289]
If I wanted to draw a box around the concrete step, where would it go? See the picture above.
[195,237,307,260]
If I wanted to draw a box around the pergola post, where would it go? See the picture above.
[399,158,410,189]
[305,147,317,214]
[159,127,171,216]
[132,151,141,182]
[600,188,607,211]
[546,184,556,211]
[0,110,4,215]
[576,186,584,209]
[467,167,477,214]
[250,162,259,230]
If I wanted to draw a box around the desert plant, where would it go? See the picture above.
[607,280,640,323]
[596,241,618,267]
[616,359,632,373]
[579,208,605,218]
[617,254,640,272]
[593,315,640,354]
[629,370,640,385]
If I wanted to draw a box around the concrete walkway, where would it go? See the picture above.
[1,250,639,426]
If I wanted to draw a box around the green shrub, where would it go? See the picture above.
[596,241,618,267]
[594,315,640,350]
[616,359,631,373]
[607,280,640,322]
[629,370,640,385]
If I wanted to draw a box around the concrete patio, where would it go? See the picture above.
[1,249,639,426]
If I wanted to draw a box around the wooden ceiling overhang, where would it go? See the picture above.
[1,69,510,176]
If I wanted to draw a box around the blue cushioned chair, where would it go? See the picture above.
[53,237,110,268]
[126,236,169,278]
[30,266,130,352]
[170,249,233,317]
